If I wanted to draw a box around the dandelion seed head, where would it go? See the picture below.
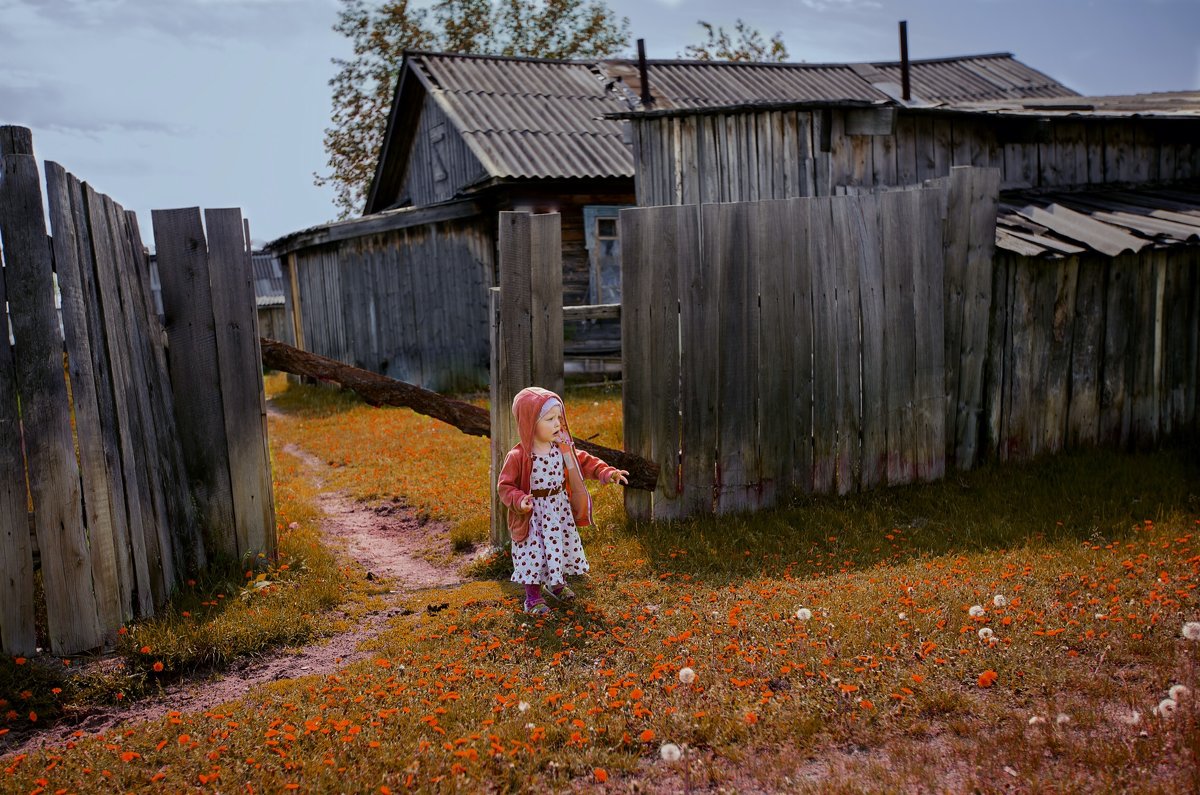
[978,627,994,640]
[1056,713,1070,725]
[1119,710,1141,725]
[1155,698,1179,717]
[525,722,536,730]
[969,605,986,618]
[660,743,682,762]
[1182,621,1200,641]
[678,667,696,684]
[1028,716,1046,726]
[1170,684,1190,701]
[795,608,813,621]
[898,612,907,621]
[518,701,530,712]
[993,594,1008,608]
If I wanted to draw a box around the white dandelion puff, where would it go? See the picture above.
[898,612,908,621]
[1028,715,1046,726]
[993,594,1008,608]
[518,701,530,712]
[1056,713,1071,725]
[969,605,986,618]
[524,722,536,729]
[795,608,813,621]
[1182,621,1200,641]
[978,627,994,641]
[660,743,682,762]
[678,667,696,684]
[1119,710,1141,725]
[1170,684,1190,701]
[1155,698,1179,717]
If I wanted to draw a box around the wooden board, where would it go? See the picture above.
[1041,256,1080,455]
[1099,253,1136,446]
[788,199,816,494]
[808,196,839,492]
[0,167,36,655]
[1066,255,1105,447]
[954,167,1001,470]
[206,208,273,562]
[680,204,720,515]
[488,288,505,546]
[153,206,238,561]
[1128,250,1163,449]
[756,200,798,501]
[715,202,761,511]
[852,192,887,489]
[1003,257,1039,461]
[830,196,864,493]
[879,190,918,484]
[982,252,1012,462]
[912,187,947,481]
[529,213,564,396]
[0,144,104,654]
[44,163,123,636]
[941,168,972,463]
[648,206,685,520]
[619,208,652,520]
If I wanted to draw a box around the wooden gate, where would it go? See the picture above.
[621,166,1001,520]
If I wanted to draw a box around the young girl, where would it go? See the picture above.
[497,387,629,614]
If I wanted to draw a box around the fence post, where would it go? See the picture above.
[489,211,563,548]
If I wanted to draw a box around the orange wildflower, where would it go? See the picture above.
[977,670,998,688]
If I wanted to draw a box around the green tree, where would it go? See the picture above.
[681,19,789,63]
[317,0,631,217]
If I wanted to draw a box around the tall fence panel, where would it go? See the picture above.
[0,125,273,656]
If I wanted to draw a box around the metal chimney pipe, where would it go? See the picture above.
[637,38,653,107]
[899,20,910,101]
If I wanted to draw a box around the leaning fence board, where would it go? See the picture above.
[912,187,947,481]
[648,206,685,520]
[207,208,274,562]
[0,204,37,656]
[45,163,123,635]
[942,168,972,462]
[0,140,104,655]
[879,190,918,484]
[154,207,238,560]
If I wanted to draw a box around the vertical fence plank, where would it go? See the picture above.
[942,167,971,463]
[0,136,104,654]
[44,163,123,636]
[716,202,761,511]
[982,250,1011,463]
[1066,256,1106,448]
[809,197,839,492]
[207,208,274,563]
[1042,256,1080,455]
[915,187,948,480]
[0,190,37,655]
[953,167,1000,470]
[1129,250,1162,449]
[757,199,797,502]
[620,209,652,521]
[1100,253,1137,448]
[788,199,816,495]
[831,196,864,493]
[530,213,564,396]
[154,207,238,562]
[1004,258,1040,461]
[853,192,887,489]
[879,190,918,484]
[649,206,685,520]
[488,287,505,546]
[680,204,720,515]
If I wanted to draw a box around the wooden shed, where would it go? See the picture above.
[270,50,1080,390]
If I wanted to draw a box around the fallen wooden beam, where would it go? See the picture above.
[259,337,660,491]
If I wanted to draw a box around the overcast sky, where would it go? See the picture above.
[2,0,1197,247]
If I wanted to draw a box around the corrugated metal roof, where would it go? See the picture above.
[956,90,1200,118]
[252,251,286,300]
[996,184,1200,258]
[406,50,1079,182]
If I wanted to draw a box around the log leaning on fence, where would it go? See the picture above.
[259,337,660,491]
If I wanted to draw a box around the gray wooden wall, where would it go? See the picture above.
[399,94,487,207]
[631,108,1200,206]
[285,215,494,392]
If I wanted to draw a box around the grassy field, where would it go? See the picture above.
[3,376,1199,792]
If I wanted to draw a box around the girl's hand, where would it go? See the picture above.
[519,494,533,513]
[609,469,630,486]
[554,430,570,445]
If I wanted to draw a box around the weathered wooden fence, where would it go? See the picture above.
[488,211,564,546]
[622,164,1200,521]
[0,126,274,656]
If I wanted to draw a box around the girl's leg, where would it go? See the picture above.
[524,583,544,604]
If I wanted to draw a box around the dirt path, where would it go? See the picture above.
[2,405,470,759]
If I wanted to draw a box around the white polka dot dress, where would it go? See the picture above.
[510,445,590,587]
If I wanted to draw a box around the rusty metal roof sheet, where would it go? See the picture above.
[956,90,1200,118]
[996,184,1200,258]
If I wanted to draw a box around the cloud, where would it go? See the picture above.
[2,0,338,45]
[799,0,883,10]
[0,75,189,140]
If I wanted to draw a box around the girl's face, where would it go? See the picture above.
[534,403,562,443]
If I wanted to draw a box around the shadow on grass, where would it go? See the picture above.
[613,441,1200,584]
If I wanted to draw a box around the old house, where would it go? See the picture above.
[269,49,1079,390]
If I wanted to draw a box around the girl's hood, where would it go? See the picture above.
[511,386,572,452]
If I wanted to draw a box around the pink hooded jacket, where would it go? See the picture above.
[496,387,620,543]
